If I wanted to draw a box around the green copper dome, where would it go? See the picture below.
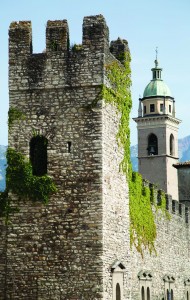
[143,59,172,98]
[143,80,172,97]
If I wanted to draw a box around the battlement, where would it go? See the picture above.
[46,20,69,52]
[144,180,190,224]
[9,15,129,91]
[9,21,32,57]
[9,15,109,57]
[82,15,109,51]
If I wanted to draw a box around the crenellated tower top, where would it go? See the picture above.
[9,15,128,92]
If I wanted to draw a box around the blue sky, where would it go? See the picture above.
[1,0,190,145]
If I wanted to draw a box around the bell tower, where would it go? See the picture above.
[133,57,181,200]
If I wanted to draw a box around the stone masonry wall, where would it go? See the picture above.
[130,194,190,300]
[101,40,131,299]
[6,14,132,300]
[177,166,190,207]
[102,102,130,299]
[0,221,7,299]
[7,15,110,300]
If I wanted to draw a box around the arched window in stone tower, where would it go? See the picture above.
[116,283,121,300]
[147,133,158,155]
[170,134,175,156]
[30,135,48,176]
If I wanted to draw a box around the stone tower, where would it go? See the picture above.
[133,58,181,200]
[4,15,131,299]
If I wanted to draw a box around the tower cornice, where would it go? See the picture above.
[133,115,181,125]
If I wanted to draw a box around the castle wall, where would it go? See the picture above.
[0,221,7,299]
[176,165,190,207]
[102,102,130,299]
[6,15,131,300]
[130,195,190,300]
[7,16,108,299]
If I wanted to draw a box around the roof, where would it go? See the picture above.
[143,80,172,98]
[143,59,172,98]
[173,161,190,169]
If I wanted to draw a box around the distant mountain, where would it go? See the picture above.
[0,137,190,190]
[131,135,190,171]
[178,135,190,161]
[0,145,7,191]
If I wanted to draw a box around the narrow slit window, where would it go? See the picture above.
[67,141,72,153]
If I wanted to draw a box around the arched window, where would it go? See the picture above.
[30,135,48,176]
[148,134,158,155]
[116,283,121,300]
[147,287,150,300]
[141,286,145,300]
[171,289,173,300]
[187,291,189,300]
[170,134,174,156]
[166,289,170,300]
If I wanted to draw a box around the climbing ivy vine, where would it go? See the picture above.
[103,51,169,256]
[6,147,57,203]
[0,147,57,221]
[3,107,57,214]
[8,107,25,130]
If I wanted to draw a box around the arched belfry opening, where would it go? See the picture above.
[30,135,48,176]
[170,134,175,156]
[147,133,158,155]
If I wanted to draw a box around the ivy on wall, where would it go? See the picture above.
[103,51,169,256]
[6,147,56,203]
[8,107,25,130]
[0,106,57,220]
[0,148,57,220]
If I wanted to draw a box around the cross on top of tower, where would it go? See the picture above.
[155,47,158,67]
